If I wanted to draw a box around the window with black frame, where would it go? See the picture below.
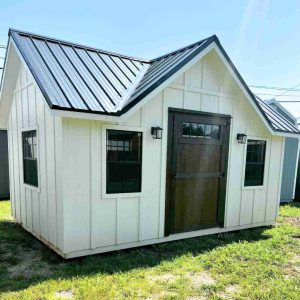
[244,139,266,186]
[106,130,142,194]
[22,130,38,187]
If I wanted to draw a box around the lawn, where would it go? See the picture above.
[0,200,299,300]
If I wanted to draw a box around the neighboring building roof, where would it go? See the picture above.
[3,29,300,135]
[255,96,299,134]
[266,98,297,126]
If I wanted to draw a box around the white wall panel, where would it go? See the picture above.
[239,190,254,225]
[117,197,140,244]
[265,136,284,221]
[92,198,117,247]
[201,94,219,113]
[63,119,91,252]
[32,191,40,235]
[141,94,163,240]
[25,188,32,231]
[185,61,202,88]
[253,189,267,223]
[184,91,201,110]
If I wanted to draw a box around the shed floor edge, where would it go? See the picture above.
[64,221,275,259]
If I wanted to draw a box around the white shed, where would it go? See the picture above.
[0,29,299,258]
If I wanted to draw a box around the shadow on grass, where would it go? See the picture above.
[280,202,300,208]
[0,214,274,294]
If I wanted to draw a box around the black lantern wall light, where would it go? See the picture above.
[151,127,163,139]
[237,133,247,144]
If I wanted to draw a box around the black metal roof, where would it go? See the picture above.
[8,29,300,135]
[255,96,300,134]
[10,29,149,114]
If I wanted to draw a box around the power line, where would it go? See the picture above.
[255,93,300,98]
[250,85,300,92]
[273,82,300,99]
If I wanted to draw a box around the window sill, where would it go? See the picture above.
[23,183,40,193]
[102,192,143,199]
[242,185,266,191]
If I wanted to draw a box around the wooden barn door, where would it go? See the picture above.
[165,110,230,235]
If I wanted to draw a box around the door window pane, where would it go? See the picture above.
[182,122,220,139]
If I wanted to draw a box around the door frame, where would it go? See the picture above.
[164,108,231,236]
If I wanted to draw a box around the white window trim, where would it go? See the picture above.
[241,135,270,191]
[101,123,146,199]
[20,126,40,192]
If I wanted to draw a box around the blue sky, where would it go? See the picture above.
[1,0,300,115]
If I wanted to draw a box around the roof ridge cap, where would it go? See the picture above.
[150,35,217,63]
[9,28,150,63]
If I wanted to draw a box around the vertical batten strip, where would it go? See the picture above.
[264,137,273,222]
[275,138,285,218]
[89,120,92,250]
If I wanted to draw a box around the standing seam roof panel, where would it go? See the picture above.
[121,58,138,75]
[47,42,104,111]
[130,60,141,71]
[256,97,299,133]
[86,51,127,94]
[76,49,123,101]
[32,38,86,109]
[100,54,132,86]
[132,46,198,98]
[14,35,67,107]
[138,45,198,84]
[61,45,115,111]
[138,47,194,85]
[110,56,134,82]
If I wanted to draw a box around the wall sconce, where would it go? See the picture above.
[237,133,247,144]
[151,126,163,139]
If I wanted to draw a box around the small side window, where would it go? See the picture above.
[244,139,266,186]
[106,130,142,194]
[22,130,38,187]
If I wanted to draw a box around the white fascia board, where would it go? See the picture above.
[271,131,300,138]
[49,108,120,123]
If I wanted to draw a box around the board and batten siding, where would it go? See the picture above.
[7,61,64,251]
[61,50,284,255]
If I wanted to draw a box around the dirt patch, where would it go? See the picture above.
[218,285,241,299]
[284,217,300,227]
[147,273,178,283]
[145,291,178,299]
[6,245,53,279]
[283,255,300,278]
[54,290,74,299]
[186,272,215,288]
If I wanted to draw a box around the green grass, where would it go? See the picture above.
[0,200,299,300]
